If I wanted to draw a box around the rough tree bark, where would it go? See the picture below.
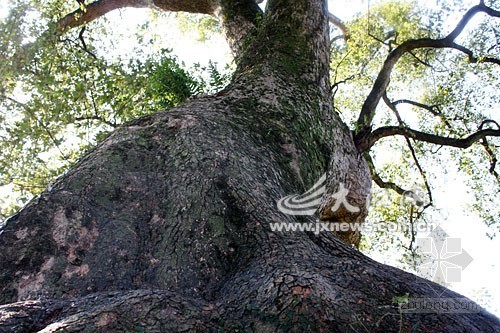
[0,0,499,332]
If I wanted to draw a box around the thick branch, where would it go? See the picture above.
[354,2,500,139]
[58,0,152,32]
[57,0,216,32]
[450,42,500,65]
[215,0,262,56]
[359,126,500,152]
[57,0,261,58]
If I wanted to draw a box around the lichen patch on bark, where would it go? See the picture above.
[96,311,118,328]
[63,264,90,279]
[14,228,28,240]
[15,257,54,300]
[166,114,197,129]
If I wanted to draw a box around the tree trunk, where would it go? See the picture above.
[0,0,499,332]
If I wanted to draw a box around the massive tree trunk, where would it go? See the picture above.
[0,0,498,332]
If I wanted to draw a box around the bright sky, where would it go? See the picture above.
[0,0,498,316]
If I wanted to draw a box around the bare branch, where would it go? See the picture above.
[450,42,500,65]
[330,34,347,44]
[479,119,500,130]
[477,120,500,181]
[391,97,455,141]
[446,1,500,40]
[354,2,500,140]
[407,50,433,67]
[363,152,406,195]
[392,99,441,116]
[359,126,500,152]
[63,0,259,57]
[74,116,117,127]
[328,12,348,40]
[77,26,98,59]
[383,93,434,205]
[58,0,151,32]
[407,141,433,204]
[481,138,500,181]
[54,0,261,58]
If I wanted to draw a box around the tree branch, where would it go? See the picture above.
[1,95,69,161]
[481,138,499,181]
[407,143,433,205]
[450,42,500,65]
[363,152,406,195]
[74,116,117,127]
[57,0,151,32]
[359,126,500,152]
[479,119,500,130]
[56,0,260,58]
[391,97,455,141]
[77,26,98,59]
[354,2,500,140]
[57,0,217,33]
[383,93,433,205]
[328,12,348,40]
[392,99,441,116]
[215,0,262,56]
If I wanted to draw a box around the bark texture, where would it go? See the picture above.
[0,0,499,332]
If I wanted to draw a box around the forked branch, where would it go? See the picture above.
[383,93,433,205]
[56,0,262,56]
[354,2,500,140]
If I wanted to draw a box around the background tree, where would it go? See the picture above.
[0,0,499,331]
